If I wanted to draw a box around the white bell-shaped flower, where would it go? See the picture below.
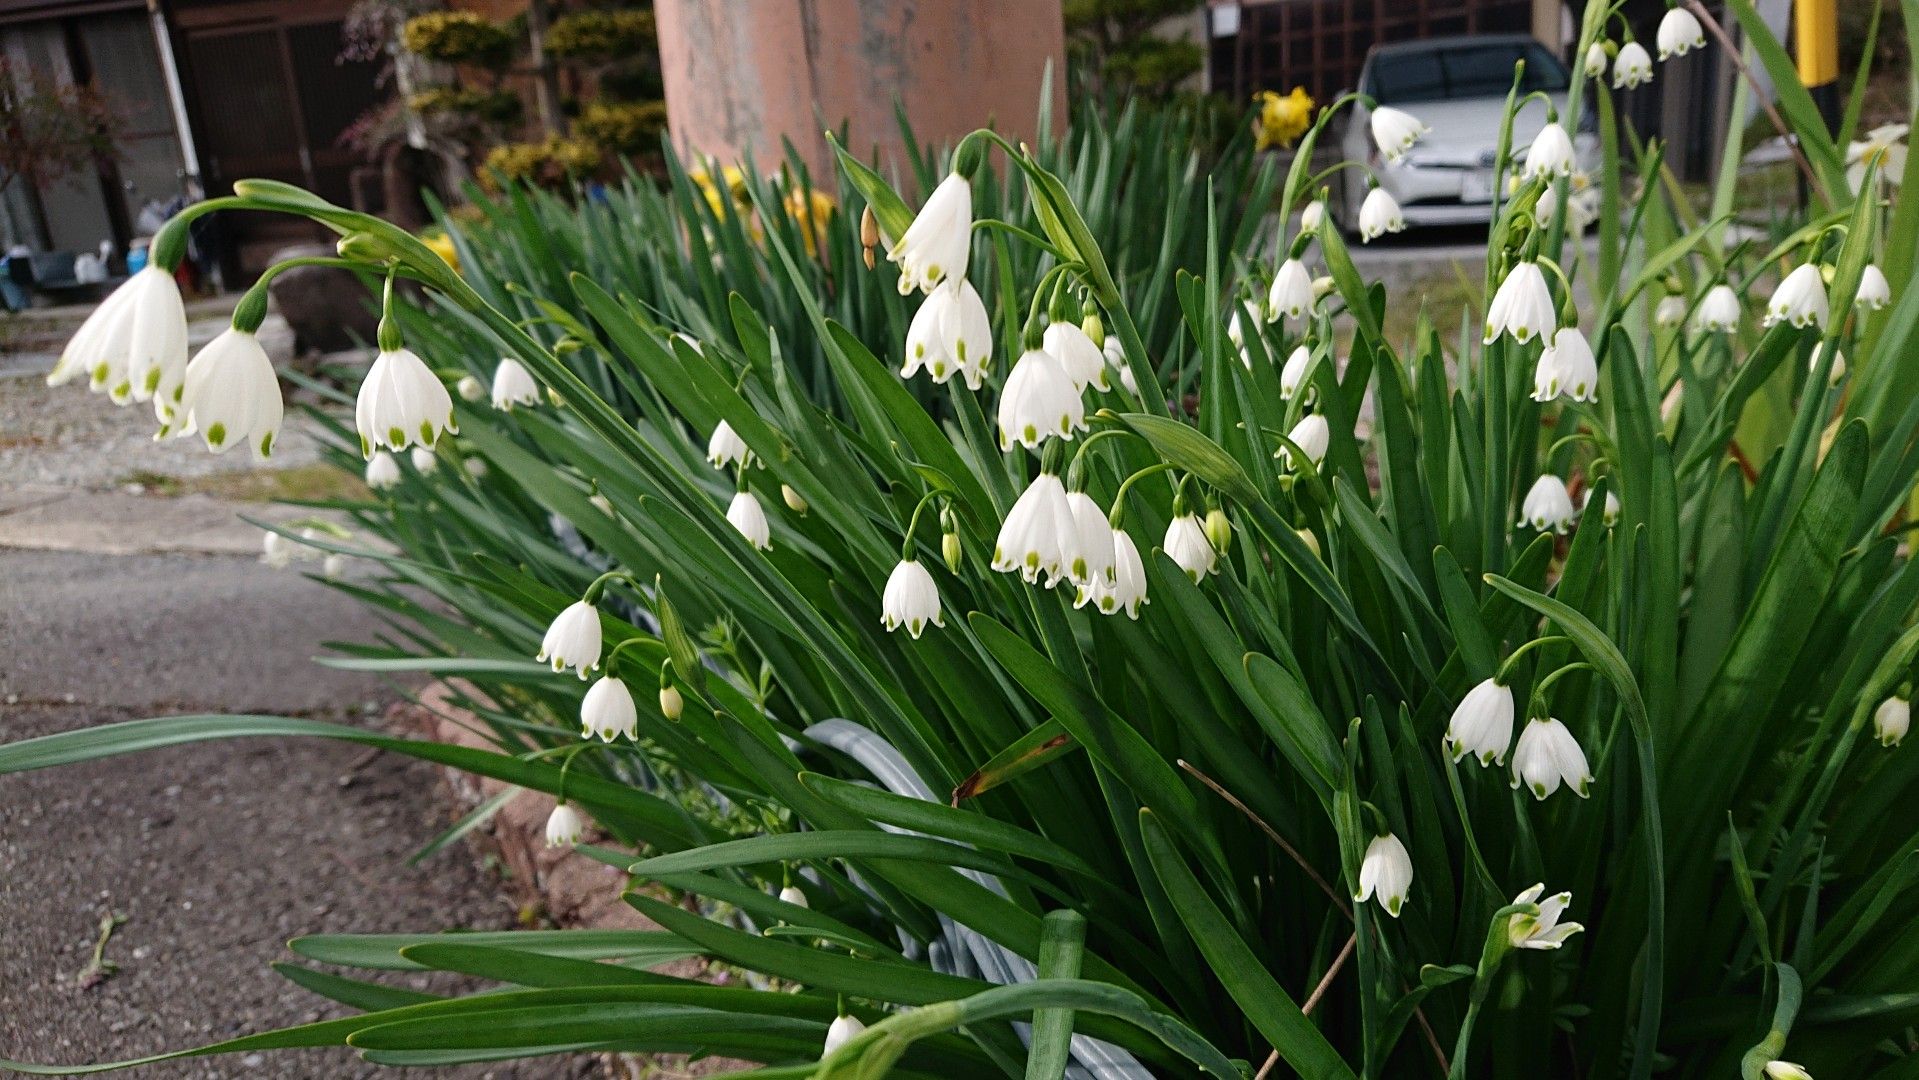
[490,357,541,410]
[1100,333,1139,394]
[1061,491,1117,589]
[1267,258,1314,323]
[1358,187,1406,242]
[901,278,993,389]
[778,884,809,908]
[178,329,284,459]
[261,530,295,570]
[881,559,943,638]
[1761,1062,1812,1080]
[824,1013,867,1055]
[1484,261,1557,345]
[1584,42,1609,78]
[456,374,485,402]
[997,348,1086,451]
[1656,7,1705,60]
[356,347,455,456]
[727,490,772,550]
[1278,413,1331,471]
[545,802,585,847]
[993,471,1074,586]
[1810,343,1846,385]
[1522,122,1577,180]
[1582,488,1621,527]
[1163,513,1218,582]
[889,172,973,295]
[1044,320,1110,393]
[1694,285,1741,334]
[1874,695,1910,747]
[1226,311,1253,368]
[1355,833,1413,917]
[411,445,438,474]
[365,451,402,490]
[1613,41,1654,88]
[1858,264,1892,310]
[582,676,639,742]
[1765,263,1830,329]
[1507,884,1585,949]
[1300,199,1326,232]
[1445,678,1515,765]
[707,419,749,469]
[48,265,189,415]
[1077,527,1148,618]
[1531,327,1599,403]
[1519,474,1577,532]
[1511,716,1593,799]
[539,600,602,678]
[1370,106,1429,163]
[1280,345,1314,401]
[1654,294,1688,327]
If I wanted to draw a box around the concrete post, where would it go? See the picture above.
[654,0,1067,182]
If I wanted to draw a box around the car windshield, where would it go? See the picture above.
[1367,41,1569,104]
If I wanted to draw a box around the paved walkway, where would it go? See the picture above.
[0,323,583,1077]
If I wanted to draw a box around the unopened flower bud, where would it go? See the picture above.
[860,205,880,271]
[659,680,684,721]
[942,529,963,574]
[1203,507,1232,553]
[782,484,809,514]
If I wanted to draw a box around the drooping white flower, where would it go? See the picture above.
[1584,41,1609,78]
[1761,1062,1812,1080]
[1044,320,1110,393]
[1531,327,1599,403]
[901,278,993,388]
[1484,261,1556,345]
[1654,293,1689,327]
[545,803,585,847]
[1507,884,1586,949]
[1163,513,1218,582]
[1810,342,1847,385]
[1523,123,1577,180]
[1848,123,1908,194]
[465,457,488,479]
[581,676,639,742]
[993,471,1074,586]
[261,531,294,569]
[1355,833,1413,917]
[1280,345,1314,401]
[881,559,943,638]
[356,347,455,457]
[411,445,438,474]
[1582,488,1621,527]
[997,349,1086,451]
[1226,311,1252,368]
[538,600,602,678]
[1370,106,1429,163]
[1765,263,1829,329]
[1656,7,1705,60]
[1858,264,1892,311]
[778,885,809,908]
[1358,187,1406,242]
[1445,678,1515,766]
[1511,717,1593,799]
[1267,258,1314,323]
[365,451,402,490]
[48,265,189,416]
[456,374,485,402]
[1063,491,1118,590]
[490,357,541,410]
[1613,41,1654,88]
[177,329,284,459]
[1100,334,1139,395]
[707,420,749,469]
[889,172,973,295]
[1078,527,1148,617]
[323,553,346,579]
[1694,285,1741,333]
[728,491,772,550]
[1874,695,1910,747]
[824,1013,867,1055]
[1519,474,1577,532]
[1300,199,1326,232]
[1278,413,1331,471]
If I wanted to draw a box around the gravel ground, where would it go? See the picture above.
[0,549,592,1078]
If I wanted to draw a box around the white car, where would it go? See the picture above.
[1337,34,1596,233]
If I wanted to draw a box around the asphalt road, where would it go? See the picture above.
[0,548,590,1078]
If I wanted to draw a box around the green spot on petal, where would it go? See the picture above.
[206,422,226,447]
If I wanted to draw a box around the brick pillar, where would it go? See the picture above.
[655,0,1067,181]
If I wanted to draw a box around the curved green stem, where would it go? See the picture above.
[1496,635,1572,684]
[899,490,943,562]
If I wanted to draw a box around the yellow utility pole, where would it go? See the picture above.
[1794,0,1840,128]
